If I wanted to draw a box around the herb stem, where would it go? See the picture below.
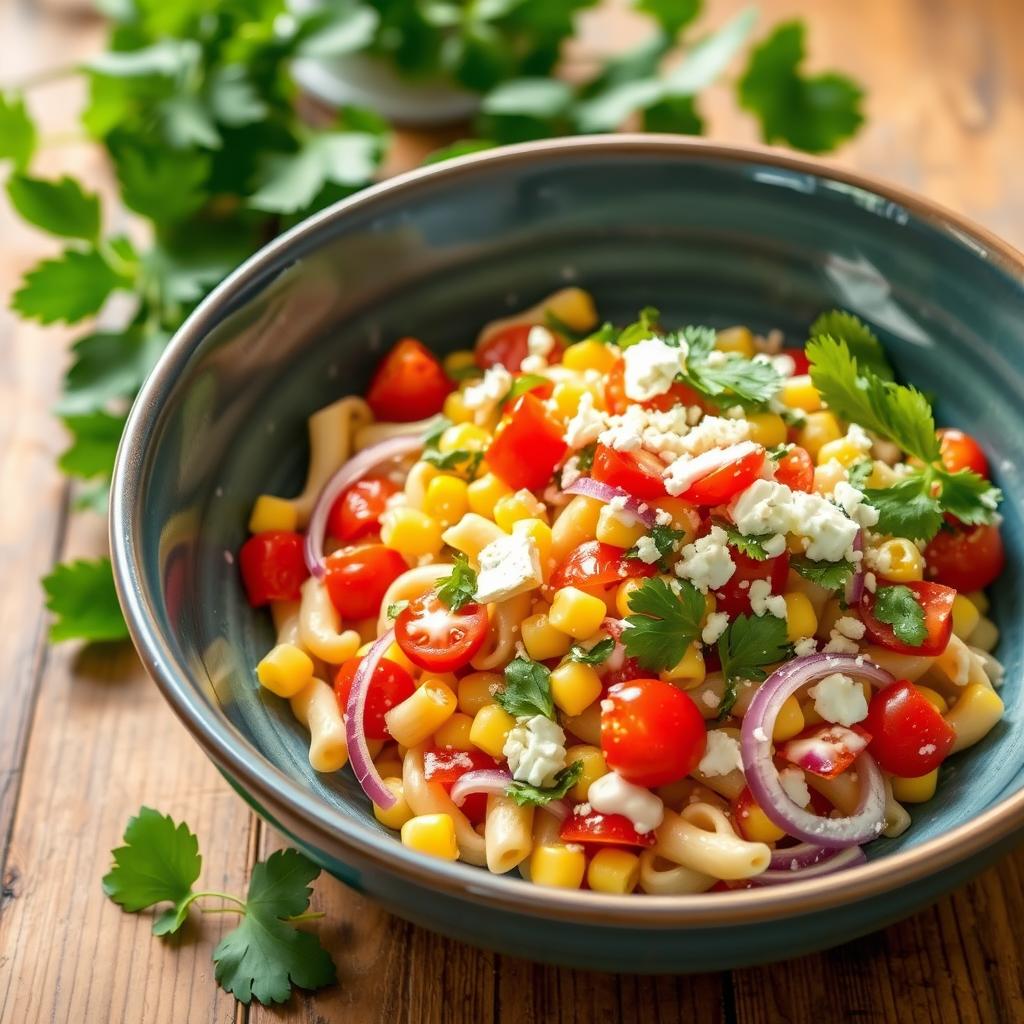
[285,911,326,923]
[188,890,247,912]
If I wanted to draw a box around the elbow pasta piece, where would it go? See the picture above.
[933,634,990,690]
[484,794,535,874]
[862,644,935,683]
[946,683,1004,753]
[561,700,602,747]
[881,776,912,837]
[375,562,453,634]
[298,577,362,665]
[402,459,440,511]
[968,615,999,653]
[290,678,348,772]
[384,679,457,748]
[654,804,771,880]
[441,513,506,561]
[471,592,533,671]
[550,496,602,563]
[805,768,861,816]
[271,600,303,646]
[690,727,744,801]
[637,849,716,895]
[354,414,441,452]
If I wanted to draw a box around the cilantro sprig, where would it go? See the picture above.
[104,807,335,1005]
[713,519,774,560]
[790,555,855,592]
[676,325,784,411]
[507,761,584,807]
[436,554,478,612]
[717,615,792,719]
[568,637,616,666]
[872,585,927,647]
[496,658,555,720]
[623,576,706,672]
[626,523,685,570]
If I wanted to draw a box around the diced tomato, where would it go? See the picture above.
[773,445,814,492]
[239,531,309,606]
[938,427,989,478]
[598,618,644,688]
[423,748,499,824]
[713,547,789,617]
[680,445,766,505]
[863,680,956,776]
[781,724,872,779]
[783,347,810,376]
[551,540,658,589]
[600,678,707,787]
[394,592,489,672]
[366,337,453,422]
[559,810,657,848]
[475,323,565,371]
[486,393,568,491]
[860,580,955,656]
[327,477,399,542]
[323,543,408,620]
[924,523,1004,592]
[334,656,415,740]
[591,444,667,500]
[604,356,705,416]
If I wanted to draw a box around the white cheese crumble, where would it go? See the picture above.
[503,715,567,788]
[527,325,556,358]
[793,636,818,657]
[701,611,730,645]
[702,690,721,709]
[675,525,736,593]
[779,767,811,808]
[633,534,662,565]
[563,391,606,449]
[621,337,687,402]
[662,439,760,497]
[587,771,665,834]
[834,615,867,641]
[474,532,543,603]
[560,456,581,489]
[463,364,512,425]
[833,481,881,530]
[520,353,547,374]
[749,578,787,619]
[807,672,868,726]
[823,631,860,654]
[698,730,744,777]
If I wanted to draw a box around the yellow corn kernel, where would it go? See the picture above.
[521,612,573,660]
[374,777,414,830]
[549,661,602,717]
[797,411,842,457]
[494,489,548,532]
[649,498,700,542]
[891,769,939,804]
[864,459,897,488]
[380,506,443,558]
[443,349,477,377]
[663,642,705,688]
[783,592,818,643]
[439,422,491,455]
[914,685,948,714]
[422,474,470,528]
[442,389,474,424]
[947,684,1004,754]
[529,843,586,889]
[470,704,516,759]
[741,802,787,843]
[549,586,607,640]
[248,495,299,534]
[587,848,640,894]
[615,578,645,618]
[745,412,788,449]
[817,437,868,468]
[256,643,314,698]
[434,711,475,751]
[546,287,598,333]
[715,326,756,358]
[875,538,924,582]
[780,374,823,413]
[596,504,647,548]
[548,379,599,421]
[966,589,990,615]
[383,680,457,748]
[458,671,501,714]
[813,458,848,497]
[565,743,607,800]
[356,639,415,675]
[401,813,459,860]
[951,594,981,640]
[562,339,619,374]
[772,695,805,742]
[467,472,513,519]
[512,518,553,580]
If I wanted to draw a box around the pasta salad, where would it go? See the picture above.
[239,288,1006,894]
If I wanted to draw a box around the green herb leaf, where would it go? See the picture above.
[846,458,874,489]
[568,637,616,666]
[56,329,164,415]
[436,554,478,612]
[0,91,36,170]
[789,555,855,592]
[680,328,783,410]
[6,174,101,241]
[872,584,927,647]
[12,247,130,324]
[58,410,126,480]
[576,442,597,474]
[932,466,1002,527]
[297,5,380,59]
[207,66,268,127]
[42,557,128,642]
[712,518,773,560]
[624,576,706,672]
[635,0,702,36]
[717,614,791,717]
[626,523,685,570]
[501,373,549,406]
[422,447,484,478]
[110,140,210,222]
[496,657,555,719]
[506,760,584,807]
[616,306,661,350]
[386,600,409,619]
[862,476,944,541]
[482,77,574,119]
[809,309,894,380]
[424,416,453,449]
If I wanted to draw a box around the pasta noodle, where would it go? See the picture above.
[471,592,532,671]
[638,849,716,894]
[298,577,361,665]
[484,794,534,874]
[290,678,348,772]
[654,805,770,880]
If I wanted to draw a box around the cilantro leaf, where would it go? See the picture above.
[213,849,336,1005]
[568,637,615,666]
[790,555,855,592]
[6,175,101,241]
[102,806,201,935]
[0,91,36,170]
[423,416,453,450]
[12,247,131,324]
[58,410,126,480]
[872,585,927,647]
[422,447,483,478]
[624,576,706,672]
[809,310,894,380]
[43,557,128,642]
[679,327,783,410]
[482,77,574,120]
[55,329,164,415]
[506,760,584,807]
[110,140,210,222]
[386,600,409,619]
[767,444,792,462]
[713,519,773,560]
[501,373,549,406]
[932,467,1002,527]
[496,657,555,719]
[436,554,478,612]
[626,524,685,570]
[296,4,380,59]
[862,476,944,540]
[576,443,597,474]
[739,21,864,153]
[846,458,874,489]
[616,306,661,349]
[545,309,590,343]
[636,0,701,36]
[717,614,791,718]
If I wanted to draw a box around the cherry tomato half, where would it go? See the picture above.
[551,540,658,590]
[559,810,656,848]
[713,547,790,617]
[860,580,955,656]
[780,724,872,780]
[323,543,408,621]
[394,592,489,672]
[863,680,955,776]
[605,357,705,416]
[486,392,568,491]
[366,337,453,422]
[924,523,1004,592]
[239,531,309,606]
[423,747,499,824]
[773,445,814,493]
[598,618,644,688]
[333,656,415,740]
[475,323,565,371]
[938,427,989,479]
[600,678,707,787]
[591,444,667,500]
[327,476,399,542]
[681,446,766,505]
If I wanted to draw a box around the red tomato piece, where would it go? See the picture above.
[323,543,408,621]
[559,809,657,848]
[598,618,644,688]
[680,446,766,505]
[783,347,811,376]
[551,540,658,589]
[394,592,489,672]
[327,477,399,542]
[712,547,789,617]
[780,724,872,779]
[863,680,956,776]
[366,337,453,422]
[475,323,565,371]
[333,656,415,740]
[591,444,667,500]
[600,678,707,787]
[605,357,705,416]
[239,531,309,606]
[860,580,955,656]
[924,523,1004,592]
[486,393,568,491]
[773,445,814,493]
[938,427,990,478]
[423,747,499,824]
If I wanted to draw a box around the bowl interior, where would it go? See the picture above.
[128,141,1024,882]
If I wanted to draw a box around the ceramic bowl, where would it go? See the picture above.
[111,136,1024,972]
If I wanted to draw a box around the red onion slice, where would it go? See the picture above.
[345,628,398,809]
[740,653,894,848]
[564,477,656,529]
[768,842,838,871]
[845,529,865,605]
[450,768,513,807]
[600,616,627,673]
[753,846,866,885]
[543,798,570,822]
[304,434,425,578]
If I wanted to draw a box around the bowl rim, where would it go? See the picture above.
[111,134,1024,928]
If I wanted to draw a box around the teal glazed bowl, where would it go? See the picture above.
[111,136,1024,972]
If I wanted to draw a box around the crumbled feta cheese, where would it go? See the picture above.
[779,767,811,808]
[672,415,751,457]
[868,544,894,574]
[587,771,665,834]
[846,423,873,452]
[918,743,937,757]
[808,672,868,726]
[834,615,866,641]
[563,391,607,449]
[753,726,768,742]
[793,636,818,657]
[474,532,543,603]
[675,525,736,592]
[655,508,674,527]
[749,578,787,619]
[833,481,881,530]
[701,611,730,645]
[864,571,877,593]
[527,325,556,358]
[560,456,581,489]
[622,337,687,402]
[633,534,661,565]
[823,631,860,654]
[762,533,787,557]
[729,479,796,536]
[463,364,512,425]
[520,353,547,374]
[503,715,567,788]
[702,690,721,709]
[698,731,744,777]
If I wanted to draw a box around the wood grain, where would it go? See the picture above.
[1,0,1024,1022]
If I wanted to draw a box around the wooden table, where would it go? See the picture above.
[2,1,1023,1021]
